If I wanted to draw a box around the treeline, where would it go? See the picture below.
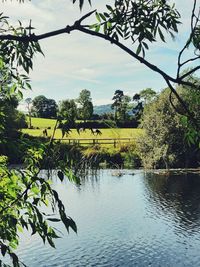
[25,88,157,128]
[2,81,200,169]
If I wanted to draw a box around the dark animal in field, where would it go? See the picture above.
[43,129,48,137]
[90,128,102,136]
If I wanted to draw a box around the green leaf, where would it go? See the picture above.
[158,27,165,42]
[47,218,61,222]
[142,42,149,50]
[68,217,77,233]
[57,170,64,182]
[99,13,106,21]
[47,237,55,248]
[95,12,101,23]
[136,44,142,55]
[95,25,100,33]
[106,5,113,12]
[1,244,7,257]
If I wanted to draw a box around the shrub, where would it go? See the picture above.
[15,111,28,129]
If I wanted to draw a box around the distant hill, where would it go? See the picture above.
[93,104,114,115]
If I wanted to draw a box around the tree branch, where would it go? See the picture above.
[179,65,200,81]
[76,26,198,88]
[0,10,196,89]
[180,55,200,67]
[0,7,198,126]
[177,0,199,78]
[0,10,96,42]
[165,79,199,129]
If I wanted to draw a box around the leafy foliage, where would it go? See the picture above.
[111,90,131,121]
[0,148,78,266]
[90,0,180,56]
[0,9,78,267]
[132,88,157,121]
[77,89,93,121]
[0,13,43,74]
[137,87,200,169]
[72,0,91,10]
[59,99,77,126]
[32,95,58,119]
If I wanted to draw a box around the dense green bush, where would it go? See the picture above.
[15,111,28,129]
[137,87,200,169]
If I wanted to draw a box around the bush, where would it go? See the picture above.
[137,87,200,169]
[15,111,28,129]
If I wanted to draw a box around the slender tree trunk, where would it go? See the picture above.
[29,112,32,128]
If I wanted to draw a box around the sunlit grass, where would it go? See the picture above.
[23,117,143,146]
[28,117,57,128]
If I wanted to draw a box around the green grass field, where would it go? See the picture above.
[23,117,142,144]
[28,117,57,128]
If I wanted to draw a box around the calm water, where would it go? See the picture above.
[16,170,200,267]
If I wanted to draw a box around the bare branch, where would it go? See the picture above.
[179,65,200,81]
[177,0,199,78]
[180,55,200,67]
[165,79,199,129]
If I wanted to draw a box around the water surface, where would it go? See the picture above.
[16,170,200,267]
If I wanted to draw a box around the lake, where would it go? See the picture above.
[16,169,200,267]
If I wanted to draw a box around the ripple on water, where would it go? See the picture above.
[15,170,200,267]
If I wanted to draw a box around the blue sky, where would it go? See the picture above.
[1,0,199,109]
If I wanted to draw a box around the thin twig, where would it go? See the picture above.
[177,0,198,78]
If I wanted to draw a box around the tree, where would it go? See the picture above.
[111,89,124,121]
[77,89,93,121]
[32,95,58,118]
[25,97,32,128]
[120,95,131,121]
[139,88,157,104]
[81,100,93,121]
[59,99,77,126]
[132,88,157,121]
[137,86,200,169]
[77,89,92,106]
[112,90,131,121]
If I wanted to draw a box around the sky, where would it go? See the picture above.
[0,0,199,109]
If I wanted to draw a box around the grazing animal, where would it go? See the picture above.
[90,128,102,136]
[43,128,48,137]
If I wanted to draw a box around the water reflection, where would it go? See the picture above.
[14,169,200,267]
[144,172,200,233]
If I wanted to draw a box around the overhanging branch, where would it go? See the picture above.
[0,8,199,126]
[0,10,197,89]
